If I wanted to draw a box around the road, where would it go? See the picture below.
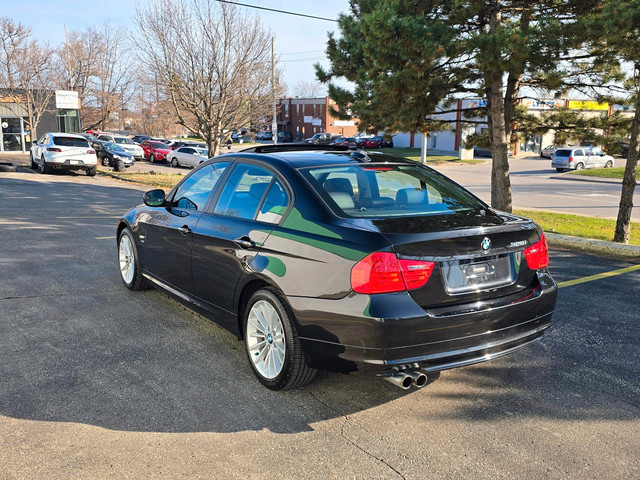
[1,169,638,479]
[439,155,640,221]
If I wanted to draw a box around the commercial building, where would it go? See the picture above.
[394,98,634,155]
[0,89,81,153]
[276,97,360,140]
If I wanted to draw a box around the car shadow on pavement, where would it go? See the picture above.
[1,176,638,435]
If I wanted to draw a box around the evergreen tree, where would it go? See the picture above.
[318,1,608,212]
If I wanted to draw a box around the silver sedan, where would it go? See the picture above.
[167,146,210,168]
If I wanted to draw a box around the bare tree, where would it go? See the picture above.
[134,0,278,155]
[0,17,58,143]
[292,80,325,98]
[84,24,135,131]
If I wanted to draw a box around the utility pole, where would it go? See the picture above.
[271,37,277,145]
[121,86,125,131]
[64,25,72,90]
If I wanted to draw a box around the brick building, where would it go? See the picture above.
[276,97,360,140]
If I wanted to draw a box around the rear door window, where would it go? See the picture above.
[214,164,278,220]
[574,149,584,156]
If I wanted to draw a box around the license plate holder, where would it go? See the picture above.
[442,252,521,294]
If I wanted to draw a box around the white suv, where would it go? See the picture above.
[97,134,145,159]
[30,133,98,176]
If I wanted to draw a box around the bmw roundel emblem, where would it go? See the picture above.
[481,237,491,252]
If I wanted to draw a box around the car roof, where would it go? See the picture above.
[49,132,86,139]
[233,146,415,169]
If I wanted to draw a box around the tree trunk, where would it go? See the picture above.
[486,78,513,212]
[484,1,513,213]
[613,93,640,243]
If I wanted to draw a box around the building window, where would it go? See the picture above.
[58,109,79,133]
[284,103,289,118]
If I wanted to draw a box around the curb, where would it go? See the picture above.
[551,174,622,185]
[545,232,640,262]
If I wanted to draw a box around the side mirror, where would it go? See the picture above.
[33,140,38,145]
[143,189,166,207]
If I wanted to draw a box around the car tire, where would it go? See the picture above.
[171,157,179,168]
[556,168,565,172]
[39,155,51,174]
[87,166,97,176]
[118,228,150,291]
[243,289,317,390]
[605,160,613,168]
[575,162,584,170]
[0,162,17,172]
[102,157,110,167]
[30,153,37,169]
[150,154,155,163]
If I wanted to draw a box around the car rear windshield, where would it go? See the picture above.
[53,137,89,148]
[554,149,571,156]
[151,142,168,149]
[114,137,135,144]
[301,163,485,218]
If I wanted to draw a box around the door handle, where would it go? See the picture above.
[234,236,255,249]
[178,225,192,235]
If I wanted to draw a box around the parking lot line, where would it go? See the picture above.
[95,236,115,240]
[558,264,640,289]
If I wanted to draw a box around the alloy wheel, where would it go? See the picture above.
[246,300,286,379]
[119,234,135,285]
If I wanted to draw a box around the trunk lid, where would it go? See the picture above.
[368,210,541,308]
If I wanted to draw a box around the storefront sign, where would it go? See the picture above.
[469,100,487,108]
[333,120,355,127]
[521,99,566,109]
[568,100,609,111]
[55,90,79,109]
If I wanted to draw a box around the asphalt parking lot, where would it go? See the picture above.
[1,167,639,479]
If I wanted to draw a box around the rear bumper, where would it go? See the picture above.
[290,271,557,375]
[47,158,97,170]
[551,159,572,169]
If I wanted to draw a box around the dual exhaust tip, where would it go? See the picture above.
[383,370,428,390]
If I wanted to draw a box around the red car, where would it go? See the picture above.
[357,136,394,149]
[141,140,171,162]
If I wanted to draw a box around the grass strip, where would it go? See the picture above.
[514,208,640,246]
[568,167,636,179]
[387,147,484,165]
[98,167,184,189]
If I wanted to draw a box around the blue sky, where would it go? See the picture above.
[5,0,349,93]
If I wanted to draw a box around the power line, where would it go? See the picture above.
[279,57,327,63]
[279,49,325,56]
[211,0,339,23]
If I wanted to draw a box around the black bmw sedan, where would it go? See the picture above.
[116,146,557,390]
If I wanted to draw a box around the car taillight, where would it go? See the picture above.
[568,156,573,162]
[47,147,62,152]
[87,149,95,154]
[524,234,549,270]
[351,252,435,294]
